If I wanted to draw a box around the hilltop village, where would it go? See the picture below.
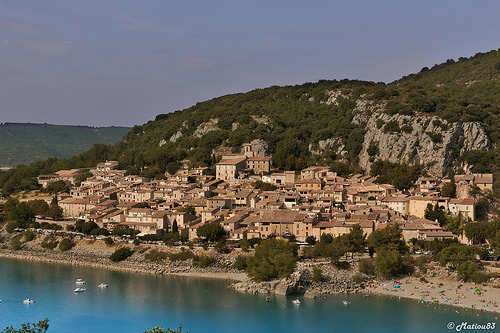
[34,143,492,245]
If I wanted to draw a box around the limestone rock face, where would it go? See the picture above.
[193,118,219,138]
[308,137,348,158]
[358,113,492,176]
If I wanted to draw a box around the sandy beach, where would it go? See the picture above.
[363,275,500,314]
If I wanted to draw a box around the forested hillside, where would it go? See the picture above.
[1,49,499,196]
[0,123,130,167]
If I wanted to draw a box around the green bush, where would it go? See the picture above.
[109,247,134,262]
[353,274,368,283]
[246,238,298,282]
[457,261,478,281]
[169,249,197,262]
[311,266,323,282]
[471,271,489,284]
[23,230,36,242]
[104,237,114,246]
[358,258,375,275]
[333,261,350,270]
[41,236,59,250]
[58,238,75,251]
[145,250,169,262]
[11,235,22,251]
[215,240,231,254]
[232,255,248,270]
[195,254,212,268]
[375,248,403,277]
[383,120,401,133]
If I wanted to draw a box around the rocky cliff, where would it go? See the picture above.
[356,112,492,176]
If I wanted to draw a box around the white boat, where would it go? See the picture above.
[74,287,86,293]
[75,279,85,285]
[343,300,351,305]
[98,282,108,288]
[292,299,301,305]
[23,298,35,304]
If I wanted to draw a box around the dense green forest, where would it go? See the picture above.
[1,48,500,196]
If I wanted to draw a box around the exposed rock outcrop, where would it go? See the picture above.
[193,118,219,138]
[232,262,363,298]
[357,113,492,176]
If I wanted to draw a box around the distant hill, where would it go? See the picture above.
[0,123,130,167]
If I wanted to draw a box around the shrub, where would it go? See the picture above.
[334,261,350,270]
[23,230,36,242]
[353,274,368,283]
[104,237,114,246]
[41,236,59,250]
[246,239,298,282]
[311,266,323,282]
[133,239,141,246]
[358,258,375,275]
[169,249,197,262]
[215,240,231,254]
[145,250,169,262]
[375,248,403,277]
[11,235,22,250]
[195,253,212,268]
[420,277,429,283]
[109,247,134,262]
[426,131,442,144]
[232,255,248,271]
[240,240,250,252]
[383,120,401,133]
[470,271,489,284]
[58,238,75,251]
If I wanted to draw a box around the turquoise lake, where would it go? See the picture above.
[0,258,497,333]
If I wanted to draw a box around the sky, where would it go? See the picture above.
[1,1,499,127]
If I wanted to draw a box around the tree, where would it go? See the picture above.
[1,318,49,333]
[424,203,447,226]
[143,325,186,333]
[26,199,49,216]
[196,222,225,241]
[345,223,366,258]
[172,220,178,233]
[367,222,405,252]
[109,247,134,262]
[440,180,456,198]
[46,196,63,220]
[7,202,35,228]
[464,221,493,244]
[358,258,375,275]
[246,238,298,281]
[375,248,403,278]
[177,206,195,215]
[311,266,323,282]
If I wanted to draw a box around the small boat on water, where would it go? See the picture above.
[76,279,85,285]
[292,299,301,305]
[74,287,86,293]
[343,300,351,305]
[98,282,108,288]
[265,296,272,303]
[23,298,35,304]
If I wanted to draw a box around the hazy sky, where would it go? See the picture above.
[1,1,499,127]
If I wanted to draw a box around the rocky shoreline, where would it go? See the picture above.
[232,261,365,298]
[0,234,365,298]
[2,234,498,314]
[0,235,248,282]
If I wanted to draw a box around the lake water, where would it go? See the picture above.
[0,258,497,333]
